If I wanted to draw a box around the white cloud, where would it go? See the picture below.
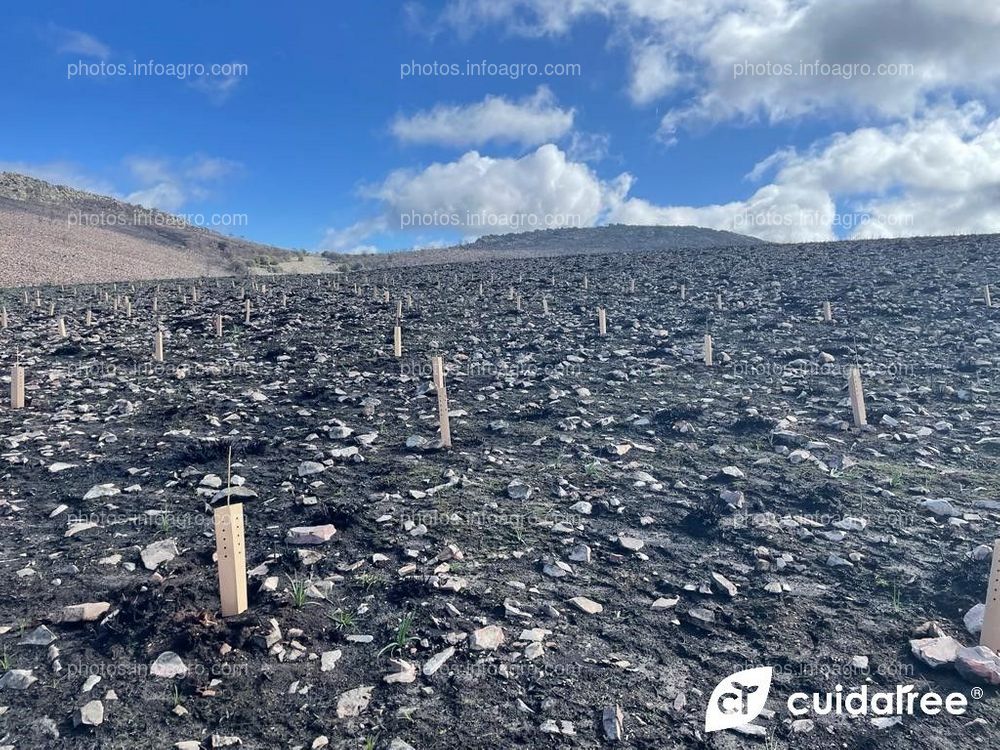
[628,43,682,104]
[319,218,388,253]
[324,102,1000,247]
[615,103,1000,240]
[439,0,1000,135]
[123,155,243,211]
[566,130,611,162]
[391,87,574,147]
[45,24,111,59]
[608,183,836,243]
[126,182,188,212]
[367,144,630,233]
[189,72,245,105]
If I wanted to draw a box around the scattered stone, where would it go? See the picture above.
[423,646,455,676]
[618,536,644,552]
[506,479,532,500]
[384,659,417,684]
[0,670,36,690]
[909,636,962,668]
[150,651,188,678]
[710,572,738,598]
[790,718,815,733]
[74,700,104,727]
[470,625,505,651]
[83,483,119,501]
[298,461,326,476]
[336,685,374,718]
[58,602,111,623]
[286,525,337,544]
[140,539,179,571]
[964,603,985,636]
[19,626,56,646]
[567,596,603,615]
[954,646,1000,685]
[320,650,342,672]
[651,596,679,609]
[602,705,624,742]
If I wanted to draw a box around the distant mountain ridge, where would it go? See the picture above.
[329,223,764,267]
[467,224,762,253]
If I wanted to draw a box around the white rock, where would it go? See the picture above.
[336,685,374,718]
[651,597,679,609]
[567,596,603,614]
[955,645,1000,685]
[83,483,119,501]
[150,651,188,678]
[140,539,178,571]
[298,461,326,477]
[59,602,111,623]
[470,625,505,651]
[0,670,36,690]
[383,659,417,684]
[909,636,962,668]
[320,650,342,672]
[286,525,337,544]
[422,646,455,676]
[964,603,985,636]
[74,700,104,727]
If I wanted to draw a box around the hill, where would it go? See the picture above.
[328,224,764,267]
[0,172,295,287]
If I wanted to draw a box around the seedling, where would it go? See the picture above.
[355,572,384,592]
[287,576,310,608]
[378,612,417,657]
[328,609,356,631]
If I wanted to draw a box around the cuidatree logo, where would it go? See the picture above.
[705,667,774,733]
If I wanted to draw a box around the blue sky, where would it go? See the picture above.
[3,1,999,252]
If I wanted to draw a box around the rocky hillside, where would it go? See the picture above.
[330,224,763,267]
[0,172,294,287]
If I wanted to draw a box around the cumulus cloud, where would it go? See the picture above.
[628,43,683,104]
[319,217,388,254]
[123,155,242,212]
[439,0,1000,135]
[391,87,574,147]
[616,104,1000,240]
[367,144,630,233]
[324,102,1000,247]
